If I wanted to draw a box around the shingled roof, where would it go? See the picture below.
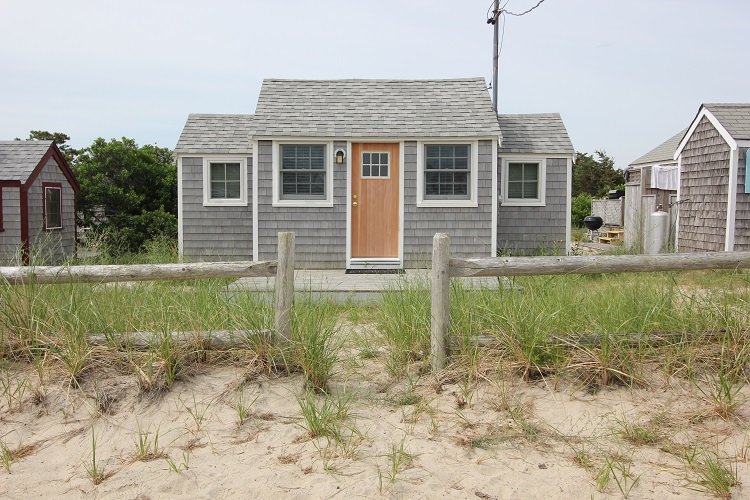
[0,140,55,182]
[496,113,573,155]
[629,128,687,167]
[251,78,502,138]
[704,103,750,141]
[175,114,254,154]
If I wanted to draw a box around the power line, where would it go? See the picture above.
[505,0,547,17]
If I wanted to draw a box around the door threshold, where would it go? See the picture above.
[348,258,402,271]
[345,268,405,275]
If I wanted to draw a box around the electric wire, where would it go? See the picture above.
[504,0,546,17]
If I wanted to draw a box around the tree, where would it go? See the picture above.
[74,137,177,253]
[16,130,80,165]
[572,150,623,198]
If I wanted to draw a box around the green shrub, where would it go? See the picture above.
[571,193,592,228]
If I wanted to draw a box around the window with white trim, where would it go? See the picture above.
[280,144,326,199]
[417,142,477,207]
[501,158,546,206]
[202,157,247,206]
[44,185,62,230]
[424,145,470,199]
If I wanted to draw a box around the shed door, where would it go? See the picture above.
[351,143,399,258]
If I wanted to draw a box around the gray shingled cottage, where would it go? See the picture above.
[674,103,750,252]
[0,140,80,264]
[175,78,574,269]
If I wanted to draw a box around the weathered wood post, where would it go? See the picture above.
[431,233,450,372]
[274,232,295,346]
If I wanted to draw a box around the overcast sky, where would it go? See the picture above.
[1,0,747,169]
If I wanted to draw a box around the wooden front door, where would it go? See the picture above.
[351,143,400,258]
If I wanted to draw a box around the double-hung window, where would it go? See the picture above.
[424,145,470,199]
[280,144,326,199]
[43,183,62,230]
[502,158,545,206]
[417,142,477,207]
[202,157,248,206]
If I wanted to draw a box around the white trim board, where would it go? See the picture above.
[176,155,184,261]
[252,141,259,261]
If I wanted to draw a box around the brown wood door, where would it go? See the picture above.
[351,143,399,258]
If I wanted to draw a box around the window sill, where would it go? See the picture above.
[417,199,477,208]
[500,199,546,207]
[203,200,248,207]
[272,199,333,208]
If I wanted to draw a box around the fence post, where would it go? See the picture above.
[431,233,450,372]
[274,232,295,346]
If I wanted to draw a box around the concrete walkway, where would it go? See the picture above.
[226,269,513,303]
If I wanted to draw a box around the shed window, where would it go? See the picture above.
[44,185,62,230]
[201,157,248,206]
[280,144,326,199]
[501,158,546,207]
[507,162,539,200]
[210,162,242,200]
[424,145,470,199]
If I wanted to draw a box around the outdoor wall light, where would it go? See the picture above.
[335,148,346,164]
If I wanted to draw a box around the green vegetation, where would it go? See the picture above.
[74,137,177,254]
[0,247,747,497]
[573,149,623,198]
[571,192,592,228]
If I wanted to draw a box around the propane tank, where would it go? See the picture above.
[645,205,669,255]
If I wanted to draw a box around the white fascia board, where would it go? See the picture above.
[565,156,572,255]
[726,147,738,251]
[675,107,737,159]
[252,141,259,261]
[675,155,682,252]
[491,138,498,257]
[398,141,405,266]
[254,135,500,143]
[176,155,183,261]
[345,141,352,269]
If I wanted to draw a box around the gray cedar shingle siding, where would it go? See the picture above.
[180,156,253,261]
[256,141,347,269]
[26,156,77,263]
[403,140,494,266]
[0,186,22,264]
[497,157,568,255]
[252,79,502,139]
[678,116,730,252]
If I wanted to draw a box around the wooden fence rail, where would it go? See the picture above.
[430,232,750,371]
[0,232,295,344]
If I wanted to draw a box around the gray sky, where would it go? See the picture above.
[1,0,747,169]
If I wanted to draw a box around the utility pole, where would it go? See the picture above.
[489,0,500,112]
